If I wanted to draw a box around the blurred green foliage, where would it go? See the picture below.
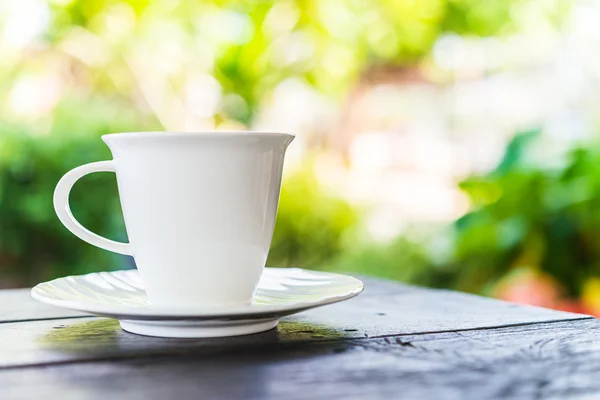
[0,97,162,286]
[32,0,553,123]
[319,129,600,305]
[267,163,359,268]
[0,0,574,288]
[331,234,435,284]
[438,131,600,298]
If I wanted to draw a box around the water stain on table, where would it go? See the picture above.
[33,317,356,364]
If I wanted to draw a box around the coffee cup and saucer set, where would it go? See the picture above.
[31,131,363,338]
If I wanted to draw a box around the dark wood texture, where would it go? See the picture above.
[0,275,597,399]
[4,319,600,400]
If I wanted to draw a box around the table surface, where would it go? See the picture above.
[1,274,598,400]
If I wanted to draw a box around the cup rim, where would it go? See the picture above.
[102,131,295,141]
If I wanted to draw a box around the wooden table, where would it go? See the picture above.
[1,275,598,399]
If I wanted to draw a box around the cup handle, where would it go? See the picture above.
[54,160,132,256]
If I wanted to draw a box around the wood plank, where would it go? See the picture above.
[0,289,86,323]
[0,278,590,368]
[2,319,600,400]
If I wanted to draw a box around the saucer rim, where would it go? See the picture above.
[31,268,364,320]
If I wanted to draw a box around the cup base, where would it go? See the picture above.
[119,317,278,338]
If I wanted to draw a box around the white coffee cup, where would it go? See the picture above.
[54,131,294,309]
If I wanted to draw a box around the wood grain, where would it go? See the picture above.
[3,319,600,400]
[0,277,590,368]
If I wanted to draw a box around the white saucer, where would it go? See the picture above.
[31,268,363,338]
